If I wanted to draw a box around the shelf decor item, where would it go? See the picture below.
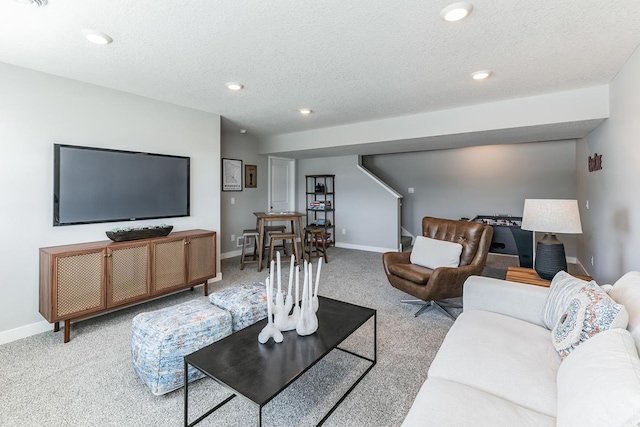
[521,199,582,280]
[106,225,173,242]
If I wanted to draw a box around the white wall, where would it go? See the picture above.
[577,44,640,283]
[0,62,221,343]
[298,156,398,252]
[363,140,579,257]
[220,131,268,256]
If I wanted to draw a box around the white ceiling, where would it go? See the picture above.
[2,1,640,150]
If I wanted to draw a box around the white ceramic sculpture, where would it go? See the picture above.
[312,258,322,313]
[258,277,284,344]
[274,252,285,316]
[290,262,301,323]
[274,254,299,331]
[269,259,279,315]
[296,261,318,336]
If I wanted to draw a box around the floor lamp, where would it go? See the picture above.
[521,199,582,280]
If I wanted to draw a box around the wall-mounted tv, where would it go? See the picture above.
[54,144,190,226]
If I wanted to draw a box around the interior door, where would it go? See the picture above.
[268,156,296,212]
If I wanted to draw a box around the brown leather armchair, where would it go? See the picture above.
[383,216,493,317]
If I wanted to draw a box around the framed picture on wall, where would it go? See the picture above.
[222,158,242,191]
[245,164,257,188]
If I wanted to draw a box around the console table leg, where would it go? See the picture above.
[203,282,209,297]
[190,287,194,291]
[53,321,59,332]
[64,319,70,343]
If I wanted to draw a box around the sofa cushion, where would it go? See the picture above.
[428,310,560,416]
[410,236,462,270]
[557,328,640,427]
[542,271,594,329]
[387,263,432,285]
[402,378,555,427]
[609,271,640,354]
[552,282,628,359]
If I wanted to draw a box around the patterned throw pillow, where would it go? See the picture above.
[552,282,629,359]
[542,271,594,329]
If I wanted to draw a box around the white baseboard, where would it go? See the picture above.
[572,257,591,275]
[221,249,242,259]
[335,242,396,253]
[0,320,51,345]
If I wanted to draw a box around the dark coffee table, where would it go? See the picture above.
[184,296,376,426]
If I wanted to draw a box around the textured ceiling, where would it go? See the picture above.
[1,0,640,140]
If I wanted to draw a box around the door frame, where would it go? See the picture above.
[268,156,296,212]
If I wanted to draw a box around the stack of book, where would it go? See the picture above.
[309,219,331,227]
[309,200,332,210]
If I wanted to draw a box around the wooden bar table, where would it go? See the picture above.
[253,211,306,272]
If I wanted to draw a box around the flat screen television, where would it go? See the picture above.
[54,144,190,226]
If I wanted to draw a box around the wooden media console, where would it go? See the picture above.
[39,229,217,343]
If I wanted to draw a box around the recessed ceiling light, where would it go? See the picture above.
[471,70,492,80]
[81,30,113,45]
[240,129,247,134]
[226,82,244,91]
[14,0,47,6]
[440,2,473,22]
[299,108,313,115]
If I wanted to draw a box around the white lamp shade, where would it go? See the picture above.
[521,199,582,234]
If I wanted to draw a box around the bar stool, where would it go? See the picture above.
[304,226,328,263]
[268,232,300,268]
[240,229,259,270]
[264,225,287,256]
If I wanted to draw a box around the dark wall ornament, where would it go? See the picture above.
[588,153,602,172]
[245,164,257,188]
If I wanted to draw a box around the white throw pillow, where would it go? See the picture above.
[557,328,640,427]
[542,271,594,329]
[552,281,628,359]
[609,271,640,355]
[410,236,463,270]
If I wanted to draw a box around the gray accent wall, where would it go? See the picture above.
[0,62,221,342]
[297,156,399,252]
[577,43,640,283]
[220,132,269,255]
[362,140,579,257]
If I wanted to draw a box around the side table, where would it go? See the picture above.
[505,266,592,287]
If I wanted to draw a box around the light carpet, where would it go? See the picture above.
[0,249,571,426]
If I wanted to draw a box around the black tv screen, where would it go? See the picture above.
[54,144,190,226]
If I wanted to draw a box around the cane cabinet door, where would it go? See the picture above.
[151,236,187,294]
[52,249,106,321]
[187,233,216,285]
[106,241,151,308]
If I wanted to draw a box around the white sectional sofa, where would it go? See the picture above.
[402,272,640,426]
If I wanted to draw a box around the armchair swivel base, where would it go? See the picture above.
[401,299,461,320]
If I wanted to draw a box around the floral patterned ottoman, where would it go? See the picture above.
[208,283,272,332]
[131,299,232,395]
